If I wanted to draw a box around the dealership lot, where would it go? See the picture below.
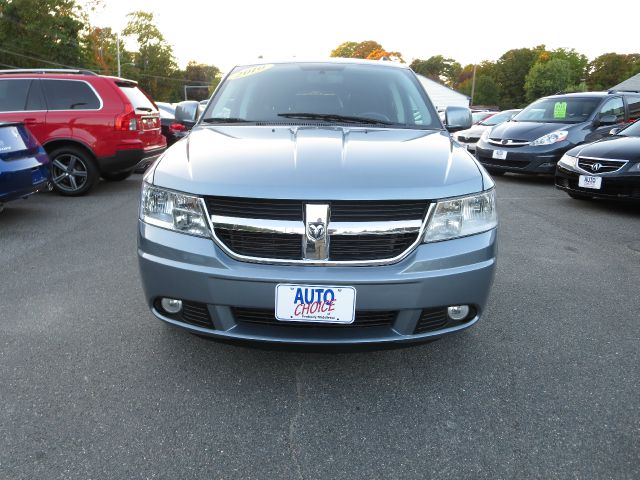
[1,176,639,479]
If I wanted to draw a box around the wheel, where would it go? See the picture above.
[486,168,505,176]
[101,171,132,182]
[49,146,98,196]
[568,192,591,200]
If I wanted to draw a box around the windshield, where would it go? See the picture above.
[472,112,492,124]
[480,110,517,126]
[514,97,600,124]
[203,62,440,129]
[619,119,640,137]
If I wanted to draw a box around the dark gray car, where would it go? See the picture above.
[137,60,497,346]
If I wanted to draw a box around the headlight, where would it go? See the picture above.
[424,189,497,242]
[530,130,568,146]
[558,153,577,169]
[480,128,491,142]
[140,183,210,237]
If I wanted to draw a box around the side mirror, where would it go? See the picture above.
[597,114,617,127]
[444,106,472,133]
[608,127,622,136]
[175,101,200,127]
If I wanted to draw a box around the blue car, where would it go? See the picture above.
[0,122,50,212]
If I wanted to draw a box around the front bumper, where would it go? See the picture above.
[476,141,570,173]
[137,221,497,345]
[555,165,640,201]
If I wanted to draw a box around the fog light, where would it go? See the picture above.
[447,305,470,321]
[161,298,182,314]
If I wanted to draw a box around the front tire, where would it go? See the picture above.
[49,146,98,196]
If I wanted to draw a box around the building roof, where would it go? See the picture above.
[415,74,470,109]
[611,72,640,92]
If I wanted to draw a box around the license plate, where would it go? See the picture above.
[492,149,507,160]
[275,284,356,324]
[578,175,602,189]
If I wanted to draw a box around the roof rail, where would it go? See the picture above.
[608,89,640,94]
[0,68,98,76]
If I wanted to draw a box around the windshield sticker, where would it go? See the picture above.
[228,64,274,80]
[553,101,568,119]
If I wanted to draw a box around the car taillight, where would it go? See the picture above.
[169,122,187,132]
[115,110,139,131]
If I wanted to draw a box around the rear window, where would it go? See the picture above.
[0,79,30,112]
[0,124,29,155]
[42,80,101,110]
[117,84,157,112]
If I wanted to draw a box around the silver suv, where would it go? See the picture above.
[138,60,497,346]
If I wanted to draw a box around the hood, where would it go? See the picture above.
[489,121,575,142]
[152,126,484,200]
[569,136,640,163]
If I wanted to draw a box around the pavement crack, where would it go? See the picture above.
[288,365,305,480]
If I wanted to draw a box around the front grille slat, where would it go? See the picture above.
[233,308,396,328]
[205,196,429,263]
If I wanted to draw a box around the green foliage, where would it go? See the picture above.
[494,46,544,108]
[330,41,359,58]
[410,55,461,87]
[587,53,640,90]
[524,58,574,102]
[0,0,85,68]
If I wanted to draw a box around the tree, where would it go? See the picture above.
[410,56,461,87]
[122,11,179,101]
[330,41,358,58]
[524,58,573,102]
[366,49,404,63]
[182,61,221,100]
[494,46,544,108]
[352,40,383,59]
[587,53,640,90]
[0,0,85,69]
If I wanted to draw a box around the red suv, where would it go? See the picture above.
[0,69,166,195]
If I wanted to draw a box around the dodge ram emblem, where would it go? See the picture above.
[307,222,325,240]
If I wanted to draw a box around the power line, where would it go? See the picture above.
[0,46,211,84]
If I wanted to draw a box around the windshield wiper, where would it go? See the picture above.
[201,117,253,124]
[136,107,153,112]
[277,112,397,126]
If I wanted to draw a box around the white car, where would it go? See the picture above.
[453,109,521,153]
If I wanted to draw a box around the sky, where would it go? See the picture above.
[83,0,637,73]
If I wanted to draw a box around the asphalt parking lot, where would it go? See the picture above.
[1,174,639,479]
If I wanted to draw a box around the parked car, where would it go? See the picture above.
[0,69,166,195]
[475,91,640,175]
[471,110,494,125]
[138,59,497,347]
[0,121,49,213]
[156,102,189,147]
[453,109,521,153]
[555,119,640,201]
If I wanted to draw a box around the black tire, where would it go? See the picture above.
[568,192,592,200]
[101,171,133,182]
[49,146,98,196]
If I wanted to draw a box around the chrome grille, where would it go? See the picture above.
[204,197,431,265]
[577,157,627,174]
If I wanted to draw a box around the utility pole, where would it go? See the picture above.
[116,33,121,77]
[470,64,477,107]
